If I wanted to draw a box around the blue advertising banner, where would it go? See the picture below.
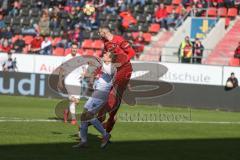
[191,18,218,40]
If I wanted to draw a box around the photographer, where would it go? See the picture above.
[2,53,17,72]
[225,72,238,90]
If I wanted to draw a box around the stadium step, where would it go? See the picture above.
[139,31,173,61]
[205,18,240,66]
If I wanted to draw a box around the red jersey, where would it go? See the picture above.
[0,45,12,53]
[103,35,135,67]
[31,38,43,49]
[155,8,167,19]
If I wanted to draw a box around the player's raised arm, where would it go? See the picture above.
[120,40,136,61]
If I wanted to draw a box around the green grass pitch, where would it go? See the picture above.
[0,95,240,160]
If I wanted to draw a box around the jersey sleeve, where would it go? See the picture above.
[119,37,136,61]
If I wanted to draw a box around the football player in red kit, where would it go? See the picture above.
[97,27,136,133]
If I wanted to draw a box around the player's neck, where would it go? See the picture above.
[107,34,114,41]
[104,61,111,65]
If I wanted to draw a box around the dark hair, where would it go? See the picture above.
[71,42,78,47]
[99,26,111,32]
[231,72,235,76]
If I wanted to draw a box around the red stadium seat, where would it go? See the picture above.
[12,35,19,43]
[225,17,230,27]
[143,33,152,43]
[172,0,181,5]
[82,39,93,49]
[229,58,240,66]
[47,36,53,42]
[78,48,83,55]
[52,37,62,46]
[148,23,160,33]
[64,48,71,56]
[23,35,34,45]
[93,40,104,50]
[218,7,227,17]
[132,32,140,40]
[227,8,238,17]
[175,6,183,14]
[94,50,102,57]
[186,6,192,13]
[166,5,173,14]
[53,47,65,56]
[207,7,217,17]
[83,49,94,56]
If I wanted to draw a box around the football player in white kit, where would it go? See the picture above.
[58,43,87,125]
[73,51,116,149]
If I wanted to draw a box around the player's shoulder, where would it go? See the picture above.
[114,35,125,42]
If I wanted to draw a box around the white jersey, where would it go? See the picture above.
[94,62,116,92]
[84,62,116,113]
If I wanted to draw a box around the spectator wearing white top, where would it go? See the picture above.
[40,36,52,55]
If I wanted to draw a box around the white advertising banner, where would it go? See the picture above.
[33,55,63,74]
[159,63,223,86]
[0,53,35,73]
[1,53,232,86]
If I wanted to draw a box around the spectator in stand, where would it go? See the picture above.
[30,34,43,54]
[82,15,100,31]
[40,36,52,55]
[9,0,21,16]
[154,3,168,31]
[0,38,12,53]
[57,33,70,49]
[119,8,137,32]
[1,0,10,13]
[69,25,81,42]
[126,0,145,7]
[36,0,45,9]
[190,0,205,17]
[165,9,181,30]
[234,42,240,65]
[192,38,204,64]
[0,14,6,29]
[50,16,60,30]
[94,0,106,11]
[21,23,40,35]
[68,7,79,29]
[39,10,50,36]
[225,72,238,90]
[2,52,17,72]
[224,0,235,8]
[5,26,13,39]
[133,31,145,60]
[0,26,13,39]
[68,0,84,8]
[104,0,117,14]
[236,0,240,13]
[13,35,26,53]
[179,36,193,63]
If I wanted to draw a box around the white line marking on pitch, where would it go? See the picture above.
[1,118,240,124]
